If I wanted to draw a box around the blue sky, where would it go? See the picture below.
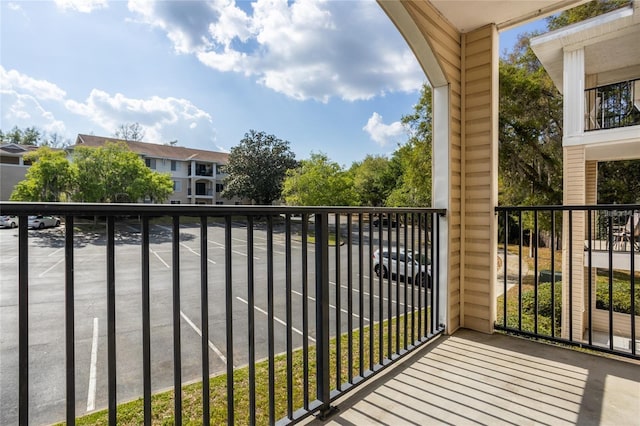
[1,0,546,166]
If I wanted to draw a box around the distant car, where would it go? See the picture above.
[28,215,60,229]
[373,249,431,288]
[372,217,398,228]
[0,215,18,228]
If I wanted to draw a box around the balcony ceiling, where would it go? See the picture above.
[428,0,590,32]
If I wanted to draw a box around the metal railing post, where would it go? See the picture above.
[315,212,337,419]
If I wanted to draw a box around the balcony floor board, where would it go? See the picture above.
[304,329,640,426]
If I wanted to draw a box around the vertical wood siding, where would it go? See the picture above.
[461,25,498,333]
[403,0,463,332]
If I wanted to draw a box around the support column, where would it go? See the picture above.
[562,146,587,340]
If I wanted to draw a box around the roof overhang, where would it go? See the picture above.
[530,3,640,91]
[428,0,591,32]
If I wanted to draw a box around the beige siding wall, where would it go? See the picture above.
[403,0,463,332]
[460,25,498,333]
[562,146,587,339]
[399,3,499,334]
[0,164,28,200]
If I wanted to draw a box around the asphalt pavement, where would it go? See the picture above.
[0,219,430,425]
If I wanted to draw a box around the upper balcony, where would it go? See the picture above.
[585,78,640,132]
[188,162,214,177]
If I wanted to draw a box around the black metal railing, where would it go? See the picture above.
[585,78,640,131]
[495,205,639,360]
[0,202,445,426]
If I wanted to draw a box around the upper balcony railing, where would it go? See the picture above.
[0,202,444,426]
[585,78,640,131]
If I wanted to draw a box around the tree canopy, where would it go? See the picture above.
[282,153,357,206]
[114,122,146,142]
[222,130,297,205]
[11,147,76,202]
[10,143,173,203]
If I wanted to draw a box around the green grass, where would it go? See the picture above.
[58,309,432,425]
[497,245,640,335]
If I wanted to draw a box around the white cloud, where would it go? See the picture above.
[0,66,67,101]
[362,112,406,147]
[65,89,216,145]
[54,0,108,13]
[128,0,423,102]
[0,67,216,148]
[0,91,67,135]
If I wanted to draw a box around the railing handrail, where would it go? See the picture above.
[585,77,639,92]
[496,204,640,212]
[0,202,446,425]
[0,201,446,217]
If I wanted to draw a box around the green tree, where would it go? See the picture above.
[223,130,297,204]
[73,142,172,203]
[385,83,433,207]
[282,153,356,206]
[114,122,146,142]
[0,126,42,145]
[350,155,396,206]
[598,160,640,203]
[10,147,76,201]
[545,0,630,30]
[499,41,563,206]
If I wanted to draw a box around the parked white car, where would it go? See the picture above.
[373,249,431,288]
[0,215,18,228]
[28,215,60,229]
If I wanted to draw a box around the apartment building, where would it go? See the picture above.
[0,143,39,200]
[531,2,640,343]
[74,134,237,205]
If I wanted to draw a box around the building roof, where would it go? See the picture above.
[74,134,229,163]
[530,2,640,92]
[0,143,42,157]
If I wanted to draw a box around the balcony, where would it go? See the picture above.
[585,78,640,131]
[0,203,638,425]
[188,164,214,177]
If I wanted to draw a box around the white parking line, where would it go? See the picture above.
[48,247,64,257]
[291,289,370,323]
[208,240,260,260]
[236,296,316,343]
[180,243,216,264]
[151,248,170,269]
[180,310,229,365]
[86,317,99,412]
[39,258,64,278]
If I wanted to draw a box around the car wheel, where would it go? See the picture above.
[10,222,16,229]
[415,273,429,288]
[380,266,388,278]
[55,220,60,227]
[38,222,45,229]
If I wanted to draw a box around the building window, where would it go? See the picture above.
[145,158,156,169]
[216,201,223,205]
[173,181,182,192]
[171,160,177,171]
[170,200,181,204]
[216,165,225,175]
[216,183,224,193]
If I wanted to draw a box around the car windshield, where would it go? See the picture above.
[408,252,430,265]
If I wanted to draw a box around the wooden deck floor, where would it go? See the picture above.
[305,329,640,426]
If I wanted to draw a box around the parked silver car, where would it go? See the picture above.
[373,248,431,288]
[28,215,60,229]
[0,215,18,228]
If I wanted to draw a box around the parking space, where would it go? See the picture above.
[0,220,430,425]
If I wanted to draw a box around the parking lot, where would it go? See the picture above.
[0,218,429,425]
